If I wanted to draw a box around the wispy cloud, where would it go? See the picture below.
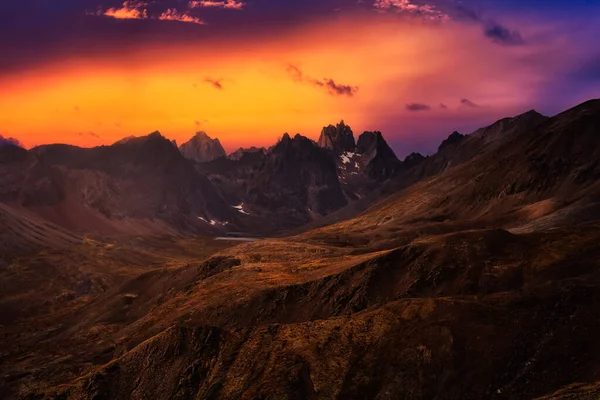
[101,1,148,20]
[406,103,432,111]
[460,98,480,108]
[189,0,245,10]
[89,1,206,24]
[483,22,524,46]
[159,9,205,24]
[373,0,449,21]
[78,131,103,140]
[204,77,224,89]
[455,5,524,46]
[286,64,358,97]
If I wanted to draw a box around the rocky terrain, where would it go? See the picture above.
[1,99,600,399]
[179,132,227,163]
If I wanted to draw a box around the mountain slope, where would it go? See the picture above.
[7,99,600,400]
[0,132,239,234]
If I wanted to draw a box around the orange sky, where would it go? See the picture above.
[0,12,583,155]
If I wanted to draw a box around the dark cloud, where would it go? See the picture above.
[286,64,358,97]
[322,79,358,97]
[440,103,448,109]
[204,77,224,90]
[0,134,23,148]
[484,22,524,46]
[406,103,432,111]
[460,98,480,108]
[78,131,103,139]
[195,119,209,128]
[454,5,524,46]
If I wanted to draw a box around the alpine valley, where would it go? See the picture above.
[2,99,600,400]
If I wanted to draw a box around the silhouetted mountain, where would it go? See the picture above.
[0,134,23,148]
[245,133,347,229]
[228,146,265,161]
[356,131,402,181]
[438,130,465,152]
[318,120,356,153]
[0,132,238,234]
[7,100,600,400]
[179,131,226,163]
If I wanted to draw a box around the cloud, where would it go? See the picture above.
[89,1,205,24]
[195,119,209,128]
[484,22,524,46]
[78,132,103,140]
[159,9,205,24]
[440,103,448,109]
[454,5,524,46]
[373,0,449,21]
[406,103,432,111]
[286,64,358,97]
[0,134,23,148]
[204,77,224,89]
[460,98,480,108]
[101,1,148,20]
[321,79,358,97]
[189,0,245,10]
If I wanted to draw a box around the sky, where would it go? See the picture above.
[0,0,599,157]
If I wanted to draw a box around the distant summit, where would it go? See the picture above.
[228,146,266,161]
[356,131,401,181]
[179,131,226,163]
[0,135,23,148]
[318,120,356,153]
[438,131,465,152]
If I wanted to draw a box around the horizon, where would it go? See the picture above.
[1,99,593,159]
[1,0,599,157]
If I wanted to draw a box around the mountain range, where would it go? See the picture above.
[1,99,600,399]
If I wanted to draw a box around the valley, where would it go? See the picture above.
[1,99,600,399]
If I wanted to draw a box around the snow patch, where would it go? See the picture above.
[340,153,351,164]
[231,203,251,215]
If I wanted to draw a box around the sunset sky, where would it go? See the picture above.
[1,0,599,157]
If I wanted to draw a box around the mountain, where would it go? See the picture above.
[240,133,347,230]
[179,131,227,163]
[0,132,240,235]
[317,120,356,153]
[228,146,265,161]
[355,131,402,181]
[4,99,600,400]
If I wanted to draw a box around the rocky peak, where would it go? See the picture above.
[438,131,465,152]
[228,146,266,161]
[179,131,226,163]
[403,152,426,168]
[356,131,401,181]
[0,135,23,149]
[318,120,356,153]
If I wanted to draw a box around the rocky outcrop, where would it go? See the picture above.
[356,131,401,181]
[179,131,226,163]
[246,133,347,227]
[318,120,356,153]
[228,146,266,161]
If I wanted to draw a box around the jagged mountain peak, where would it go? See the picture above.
[179,131,226,163]
[318,120,356,153]
[227,146,265,161]
[438,131,465,152]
